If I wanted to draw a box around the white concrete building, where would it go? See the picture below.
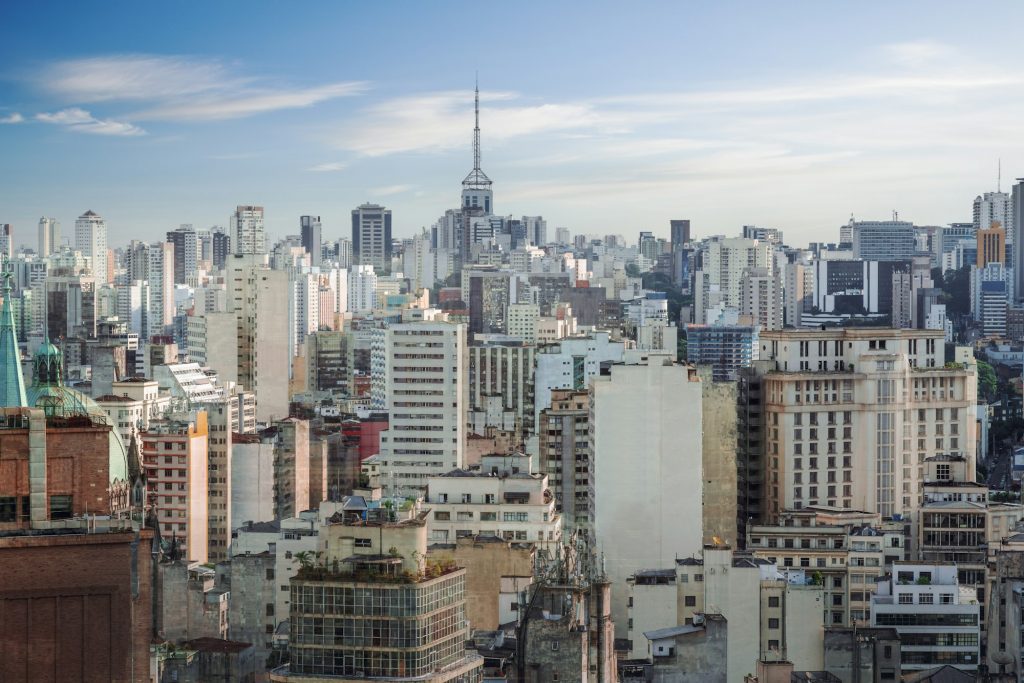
[627,546,825,682]
[74,209,108,283]
[231,434,276,527]
[740,266,783,331]
[975,190,1013,243]
[347,264,377,314]
[373,321,467,495]
[591,353,704,636]
[870,562,980,672]
[693,236,774,325]
[38,216,60,257]
[425,453,561,547]
[533,331,624,435]
[231,205,265,255]
[506,302,539,344]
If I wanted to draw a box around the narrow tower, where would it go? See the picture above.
[0,268,28,407]
[461,78,493,216]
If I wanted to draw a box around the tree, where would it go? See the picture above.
[977,359,997,402]
[940,266,971,316]
[624,263,641,278]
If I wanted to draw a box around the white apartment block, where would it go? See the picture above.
[591,354,704,636]
[291,270,320,358]
[424,454,561,547]
[348,264,377,314]
[186,311,239,386]
[693,236,774,324]
[75,210,108,283]
[758,329,978,523]
[231,205,266,255]
[870,563,980,672]
[974,190,1013,243]
[373,321,467,495]
[146,241,175,339]
[506,302,539,344]
[38,216,60,257]
[533,331,624,436]
[741,266,783,331]
[628,547,825,682]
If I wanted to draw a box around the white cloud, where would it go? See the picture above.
[307,162,347,172]
[39,54,367,122]
[36,108,145,136]
[0,113,23,124]
[333,90,600,156]
[369,184,414,196]
[137,82,367,122]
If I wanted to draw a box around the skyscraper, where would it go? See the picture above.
[75,210,108,283]
[299,215,322,267]
[0,224,11,265]
[974,191,1012,244]
[1014,179,1024,301]
[211,227,230,269]
[37,217,60,257]
[670,219,691,249]
[351,203,392,273]
[166,224,198,283]
[231,205,265,255]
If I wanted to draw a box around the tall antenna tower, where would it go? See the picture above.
[462,76,492,191]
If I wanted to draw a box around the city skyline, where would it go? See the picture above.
[4,2,1024,246]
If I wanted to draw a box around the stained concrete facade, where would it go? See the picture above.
[698,367,738,547]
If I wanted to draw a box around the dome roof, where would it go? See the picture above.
[28,340,128,485]
[26,384,129,484]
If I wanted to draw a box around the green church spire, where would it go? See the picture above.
[0,269,28,408]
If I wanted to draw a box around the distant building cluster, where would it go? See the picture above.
[3,86,1024,683]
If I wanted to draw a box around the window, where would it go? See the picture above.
[503,512,529,522]
[434,511,450,521]
[461,493,472,503]
[768,618,780,629]
[551,641,559,651]
[266,603,274,616]
[49,495,73,520]
[354,538,372,548]
[481,512,497,521]
[768,596,780,608]
[940,593,954,604]
[266,568,275,580]
[768,639,780,650]
[0,497,15,522]
[685,596,696,607]
[919,593,933,604]
[899,594,913,604]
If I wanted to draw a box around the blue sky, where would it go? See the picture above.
[2,2,1023,247]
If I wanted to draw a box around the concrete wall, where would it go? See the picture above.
[592,357,703,636]
[653,614,728,683]
[698,368,738,547]
[442,536,534,631]
[227,553,277,672]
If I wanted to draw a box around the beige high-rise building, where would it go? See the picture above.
[758,329,977,524]
[227,254,290,421]
[740,266,782,331]
[205,399,236,562]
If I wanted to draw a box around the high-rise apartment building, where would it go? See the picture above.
[228,254,291,421]
[373,321,466,495]
[351,203,392,273]
[231,205,265,255]
[591,354,704,635]
[141,412,210,563]
[974,190,1012,244]
[75,209,108,283]
[37,216,60,257]
[347,264,377,313]
[211,227,230,269]
[300,215,322,267]
[539,389,591,534]
[692,236,773,323]
[686,323,760,381]
[146,241,175,339]
[740,266,782,330]
[166,224,198,283]
[756,329,977,522]
[0,224,11,265]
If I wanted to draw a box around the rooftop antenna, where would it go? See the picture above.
[462,75,492,190]
[998,158,1002,193]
